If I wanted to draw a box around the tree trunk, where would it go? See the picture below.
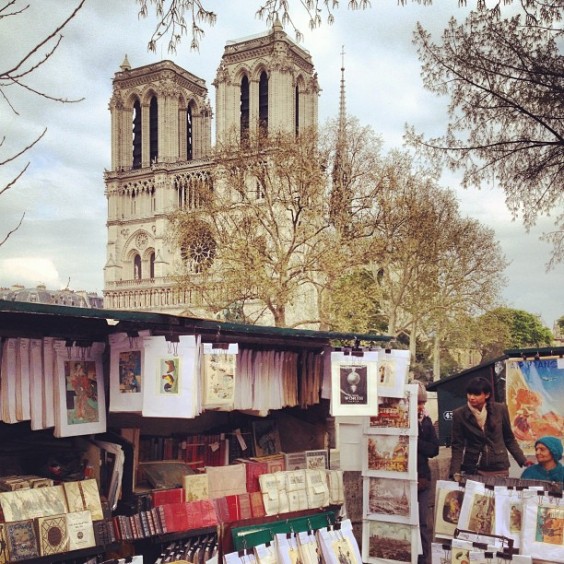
[433,333,441,381]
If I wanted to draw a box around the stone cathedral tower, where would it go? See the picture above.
[103,22,320,316]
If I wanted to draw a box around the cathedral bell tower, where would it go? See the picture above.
[214,17,320,144]
[103,58,213,312]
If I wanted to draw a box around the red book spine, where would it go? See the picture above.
[237,493,252,520]
[249,491,266,518]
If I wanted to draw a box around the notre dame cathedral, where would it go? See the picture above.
[103,19,320,323]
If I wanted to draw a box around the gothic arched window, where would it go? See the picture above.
[240,75,249,142]
[186,104,193,161]
[132,100,142,169]
[259,71,268,136]
[133,254,142,280]
[149,96,158,163]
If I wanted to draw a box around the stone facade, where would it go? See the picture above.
[103,21,320,321]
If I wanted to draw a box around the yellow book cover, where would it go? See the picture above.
[37,514,70,556]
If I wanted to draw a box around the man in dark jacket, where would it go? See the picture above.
[417,381,440,564]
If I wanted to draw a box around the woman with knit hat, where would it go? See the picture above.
[521,436,564,482]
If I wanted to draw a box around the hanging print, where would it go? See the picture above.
[506,357,564,455]
[160,358,180,394]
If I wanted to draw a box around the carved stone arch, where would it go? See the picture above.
[125,91,142,110]
[141,87,159,106]
[251,60,270,82]
[142,246,155,261]
[233,65,252,84]
[121,229,152,263]
[295,73,307,92]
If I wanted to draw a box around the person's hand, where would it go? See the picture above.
[523,459,535,467]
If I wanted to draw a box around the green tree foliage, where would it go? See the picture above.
[407,5,564,265]
[462,307,553,361]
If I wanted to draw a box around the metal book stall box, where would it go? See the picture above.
[0,299,392,564]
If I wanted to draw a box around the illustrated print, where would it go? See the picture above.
[160,357,179,394]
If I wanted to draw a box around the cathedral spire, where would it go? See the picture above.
[330,46,352,235]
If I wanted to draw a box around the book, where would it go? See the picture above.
[185,499,217,529]
[206,463,246,499]
[151,486,185,507]
[240,459,269,493]
[36,514,70,556]
[161,502,189,532]
[183,473,209,502]
[66,510,96,551]
[93,519,116,546]
[63,479,104,521]
[4,519,39,561]
[249,491,266,518]
[0,485,68,522]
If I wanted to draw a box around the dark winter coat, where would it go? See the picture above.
[418,414,439,483]
[449,401,527,476]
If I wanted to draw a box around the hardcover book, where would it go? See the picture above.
[152,486,185,507]
[183,473,209,502]
[5,519,39,561]
[66,510,96,551]
[63,479,104,521]
[37,514,70,556]
[161,502,189,532]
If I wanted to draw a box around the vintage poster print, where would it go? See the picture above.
[365,384,418,436]
[362,519,416,564]
[119,350,142,393]
[159,357,180,394]
[252,420,281,456]
[363,434,416,479]
[506,357,564,455]
[340,365,368,405]
[434,480,464,539]
[535,506,564,545]
[467,492,495,535]
[65,360,99,424]
[377,349,410,398]
[202,347,236,408]
[331,536,359,564]
[330,351,378,416]
[364,476,417,524]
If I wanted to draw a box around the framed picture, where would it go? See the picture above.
[363,476,418,524]
[141,335,199,418]
[521,493,564,562]
[361,519,418,563]
[434,480,465,540]
[377,349,410,398]
[109,331,149,413]
[362,434,417,480]
[252,420,282,457]
[54,341,106,438]
[330,351,379,416]
[202,343,238,409]
[305,449,328,470]
[364,384,418,436]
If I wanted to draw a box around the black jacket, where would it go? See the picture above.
[449,401,527,475]
[418,414,439,480]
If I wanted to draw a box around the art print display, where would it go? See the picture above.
[363,476,417,524]
[377,349,410,398]
[434,480,465,539]
[457,480,495,535]
[305,449,328,470]
[505,357,564,455]
[365,384,418,436]
[53,341,106,437]
[141,335,200,418]
[330,351,378,416]
[252,419,281,457]
[109,331,150,413]
[521,493,564,562]
[202,343,238,409]
[318,520,362,564]
[362,434,416,480]
[361,519,417,563]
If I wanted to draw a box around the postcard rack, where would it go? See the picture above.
[229,507,340,551]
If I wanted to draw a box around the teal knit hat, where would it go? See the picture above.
[536,436,563,461]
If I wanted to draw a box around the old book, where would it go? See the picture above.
[0,484,68,522]
[240,459,269,493]
[0,523,6,564]
[206,463,246,499]
[36,513,70,556]
[249,491,266,518]
[183,473,209,502]
[93,519,116,546]
[4,519,39,561]
[151,486,185,507]
[66,510,96,551]
[161,501,189,532]
[63,479,104,521]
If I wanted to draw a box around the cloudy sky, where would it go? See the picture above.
[1,0,562,328]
